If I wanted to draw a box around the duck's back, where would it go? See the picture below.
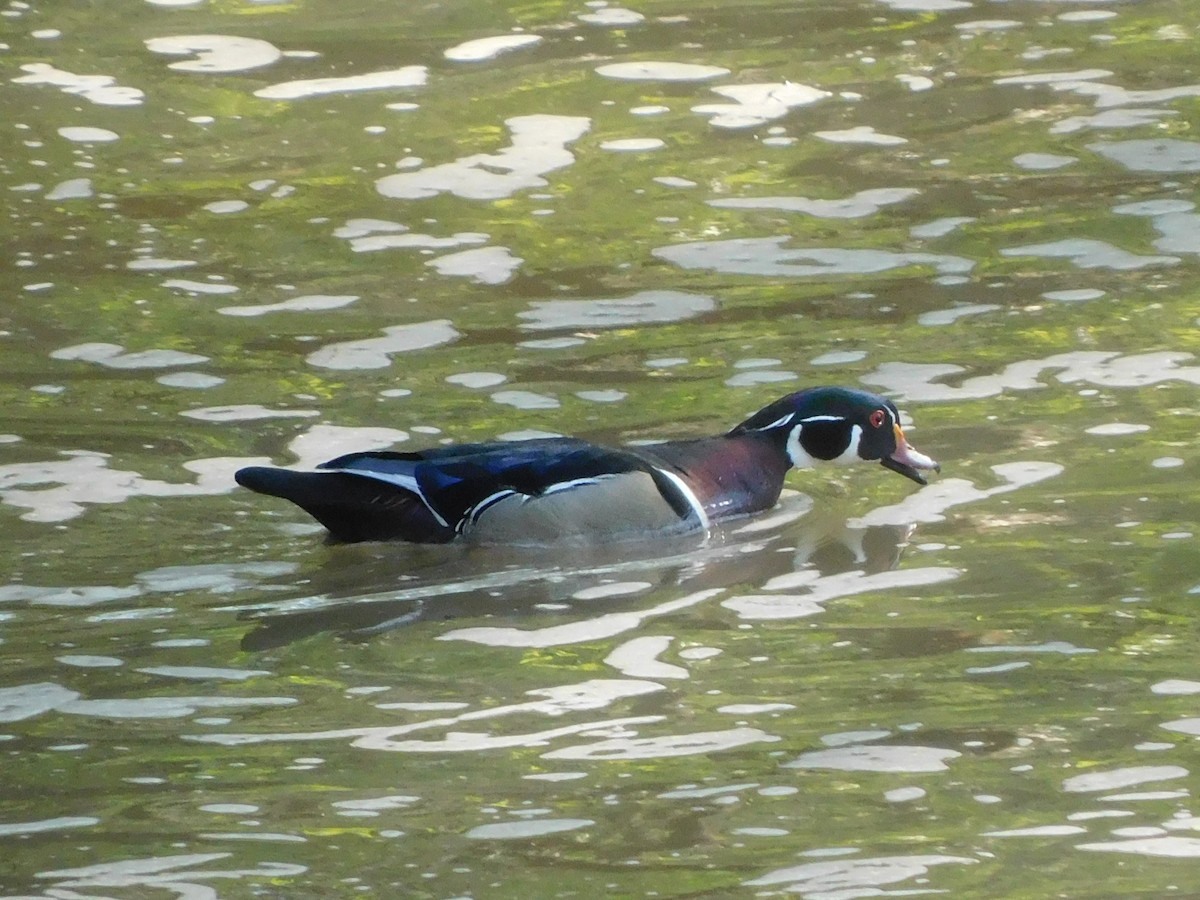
[238,437,706,544]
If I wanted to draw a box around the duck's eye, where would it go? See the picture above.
[869,409,886,429]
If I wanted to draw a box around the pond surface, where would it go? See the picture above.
[3,0,1200,896]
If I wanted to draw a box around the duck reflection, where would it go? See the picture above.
[238,496,921,651]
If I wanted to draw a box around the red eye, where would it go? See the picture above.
[869,409,886,429]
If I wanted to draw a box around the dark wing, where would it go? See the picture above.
[234,466,454,543]
[238,437,709,543]
[320,438,698,534]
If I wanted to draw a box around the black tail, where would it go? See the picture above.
[235,467,455,544]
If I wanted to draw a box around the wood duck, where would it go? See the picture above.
[235,386,939,545]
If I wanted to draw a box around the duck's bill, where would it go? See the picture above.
[881,433,940,485]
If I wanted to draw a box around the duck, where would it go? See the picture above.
[234,386,939,545]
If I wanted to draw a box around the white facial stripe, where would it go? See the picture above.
[798,414,845,424]
[653,468,710,529]
[753,412,794,431]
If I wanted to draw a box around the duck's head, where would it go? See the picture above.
[730,386,940,485]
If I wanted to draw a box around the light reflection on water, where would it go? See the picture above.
[653,237,975,278]
[253,65,428,101]
[5,0,1200,894]
[34,855,308,897]
[746,854,979,894]
[375,115,590,201]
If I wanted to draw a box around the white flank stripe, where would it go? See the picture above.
[463,489,518,530]
[539,474,616,497]
[654,468,709,530]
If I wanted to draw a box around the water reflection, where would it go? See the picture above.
[217,293,358,317]
[0,452,246,523]
[594,62,729,82]
[654,237,974,279]
[542,726,778,760]
[466,818,592,840]
[786,743,961,773]
[444,34,542,63]
[188,678,666,753]
[710,188,918,219]
[692,82,831,129]
[35,854,307,897]
[335,219,488,254]
[0,681,295,722]
[13,62,145,105]
[233,494,928,649]
[1000,238,1179,270]
[518,289,715,331]
[375,115,590,201]
[0,561,297,609]
[145,35,284,73]
[50,342,208,369]
[0,816,100,837]
[864,352,1200,402]
[579,6,644,27]
[305,319,460,370]
[254,66,427,101]
[746,853,977,894]
[814,125,908,145]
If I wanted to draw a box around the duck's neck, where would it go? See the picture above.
[638,433,792,523]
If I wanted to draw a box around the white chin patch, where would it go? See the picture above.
[835,424,864,465]
[785,426,815,469]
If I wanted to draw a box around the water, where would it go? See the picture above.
[3,0,1200,896]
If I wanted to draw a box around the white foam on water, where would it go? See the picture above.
[543,727,778,760]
